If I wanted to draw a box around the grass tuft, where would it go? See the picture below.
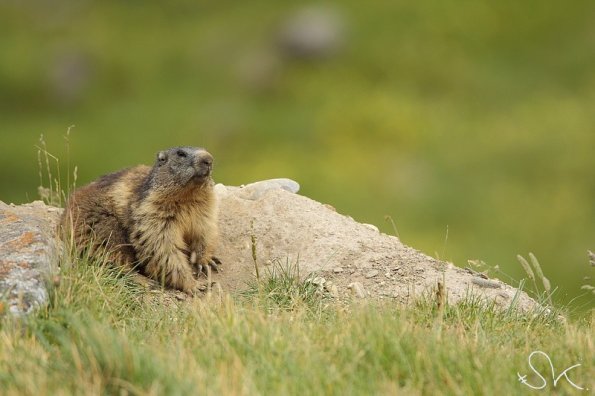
[36,127,77,207]
[241,256,324,314]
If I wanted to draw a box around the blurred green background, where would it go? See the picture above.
[1,1,593,311]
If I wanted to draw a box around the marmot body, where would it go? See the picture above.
[61,146,220,294]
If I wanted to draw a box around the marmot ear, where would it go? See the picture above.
[157,151,168,164]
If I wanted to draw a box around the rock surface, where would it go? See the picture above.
[212,181,537,311]
[0,201,61,316]
[0,179,539,316]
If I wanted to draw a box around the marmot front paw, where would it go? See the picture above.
[197,256,222,276]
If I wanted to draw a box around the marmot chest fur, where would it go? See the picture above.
[61,146,220,294]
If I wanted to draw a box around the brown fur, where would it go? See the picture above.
[61,146,219,294]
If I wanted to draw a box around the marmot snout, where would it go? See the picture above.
[61,146,220,294]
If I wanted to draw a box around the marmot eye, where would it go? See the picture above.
[176,150,187,158]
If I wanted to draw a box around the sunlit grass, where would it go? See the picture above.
[0,255,592,395]
[1,0,594,310]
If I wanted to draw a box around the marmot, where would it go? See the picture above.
[61,146,220,294]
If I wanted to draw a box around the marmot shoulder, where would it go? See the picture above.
[61,146,220,294]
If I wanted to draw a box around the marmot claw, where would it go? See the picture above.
[198,256,222,276]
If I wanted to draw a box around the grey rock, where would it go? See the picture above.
[234,178,300,201]
[213,183,539,312]
[0,201,61,316]
[365,269,379,279]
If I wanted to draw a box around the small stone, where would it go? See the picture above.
[384,272,392,279]
[471,277,501,289]
[365,269,379,279]
[237,179,300,200]
[328,284,339,298]
[348,282,366,298]
[333,267,344,273]
[310,276,326,286]
[497,291,510,299]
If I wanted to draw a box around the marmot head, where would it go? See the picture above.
[152,146,214,191]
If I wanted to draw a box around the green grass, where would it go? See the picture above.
[1,256,592,395]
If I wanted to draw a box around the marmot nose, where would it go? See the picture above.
[197,152,213,168]
[199,157,213,166]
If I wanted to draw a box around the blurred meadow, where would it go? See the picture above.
[1,1,593,311]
